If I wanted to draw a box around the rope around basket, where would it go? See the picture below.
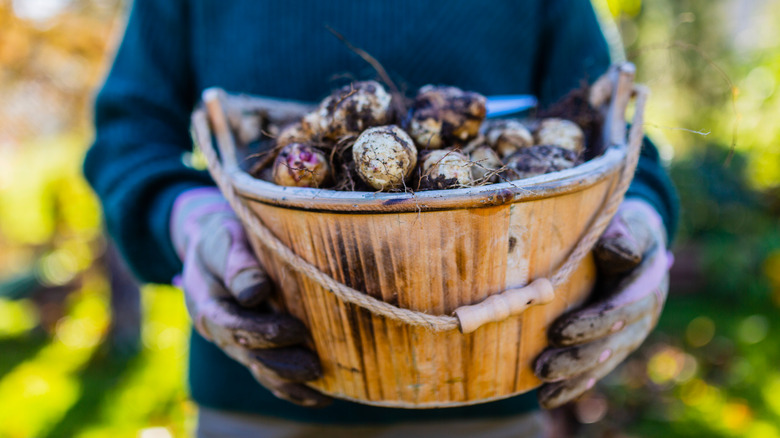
[197,87,647,333]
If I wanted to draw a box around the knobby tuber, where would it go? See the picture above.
[535,118,585,153]
[484,119,534,158]
[469,146,503,182]
[352,125,417,191]
[272,143,331,187]
[504,145,581,179]
[247,81,601,191]
[419,149,474,189]
[408,85,487,150]
[302,80,391,140]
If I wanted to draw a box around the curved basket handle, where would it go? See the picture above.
[454,279,555,334]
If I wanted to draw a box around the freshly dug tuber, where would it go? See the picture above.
[272,143,331,187]
[302,80,392,140]
[470,146,502,182]
[245,80,595,191]
[420,149,474,189]
[409,85,487,149]
[352,125,417,191]
[484,119,534,158]
[276,122,312,147]
[504,145,581,179]
[535,118,585,153]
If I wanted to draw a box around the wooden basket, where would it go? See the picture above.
[190,64,648,408]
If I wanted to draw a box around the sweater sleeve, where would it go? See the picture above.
[84,0,214,284]
[534,0,679,242]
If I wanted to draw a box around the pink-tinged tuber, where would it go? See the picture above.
[535,118,585,153]
[302,80,392,140]
[420,149,474,189]
[409,85,487,149]
[484,119,534,158]
[352,125,417,191]
[272,143,331,187]
[504,145,581,179]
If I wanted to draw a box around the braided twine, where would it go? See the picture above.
[199,89,647,333]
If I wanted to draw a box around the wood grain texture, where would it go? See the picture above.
[242,172,613,407]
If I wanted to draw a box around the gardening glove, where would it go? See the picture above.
[171,186,331,407]
[534,198,671,409]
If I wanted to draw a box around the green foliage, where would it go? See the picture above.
[571,2,780,436]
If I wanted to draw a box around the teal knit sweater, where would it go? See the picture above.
[84,0,678,424]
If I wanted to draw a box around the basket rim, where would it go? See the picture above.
[228,144,626,213]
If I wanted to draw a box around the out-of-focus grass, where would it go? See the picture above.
[0,284,193,438]
[0,132,194,438]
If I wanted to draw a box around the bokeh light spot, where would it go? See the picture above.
[38,249,78,286]
[648,347,686,385]
[686,316,716,347]
[745,422,780,438]
[738,315,769,344]
[744,66,776,101]
[722,401,752,432]
[680,379,711,406]
[574,393,609,424]
[0,299,39,337]
[138,426,173,438]
[762,376,780,417]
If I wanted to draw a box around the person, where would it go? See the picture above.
[84,1,678,436]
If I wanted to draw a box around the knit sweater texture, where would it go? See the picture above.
[84,0,679,424]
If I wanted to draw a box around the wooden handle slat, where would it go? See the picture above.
[203,87,240,172]
[454,279,555,334]
[607,63,636,148]
[588,66,616,108]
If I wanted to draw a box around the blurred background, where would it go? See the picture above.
[0,0,778,436]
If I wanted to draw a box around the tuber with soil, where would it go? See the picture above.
[247,80,601,192]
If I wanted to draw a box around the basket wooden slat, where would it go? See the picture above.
[242,176,613,406]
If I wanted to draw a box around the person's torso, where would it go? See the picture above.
[183,0,549,422]
[187,0,544,102]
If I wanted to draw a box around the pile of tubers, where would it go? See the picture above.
[247,80,591,192]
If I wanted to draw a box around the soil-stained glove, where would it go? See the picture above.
[171,187,330,407]
[534,199,671,409]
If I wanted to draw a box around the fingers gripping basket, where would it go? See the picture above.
[190,64,648,408]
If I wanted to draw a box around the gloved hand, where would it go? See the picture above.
[534,199,671,409]
[171,187,331,407]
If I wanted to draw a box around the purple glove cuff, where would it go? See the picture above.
[170,187,232,258]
